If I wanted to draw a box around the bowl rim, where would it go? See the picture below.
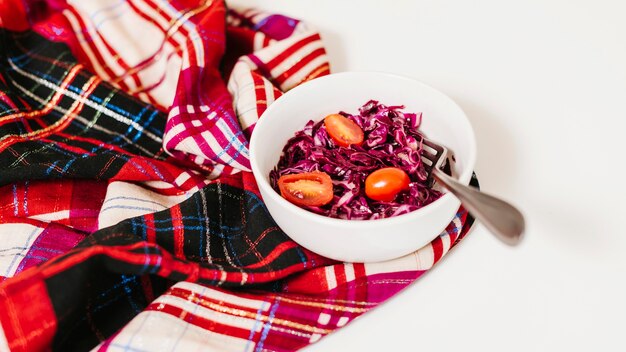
[249,71,476,228]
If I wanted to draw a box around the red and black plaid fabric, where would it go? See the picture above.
[0,1,477,351]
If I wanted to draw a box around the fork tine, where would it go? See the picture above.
[420,136,448,179]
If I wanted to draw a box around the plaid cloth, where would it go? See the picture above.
[0,1,477,351]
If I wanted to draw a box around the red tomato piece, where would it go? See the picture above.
[277,172,334,206]
[365,167,410,202]
[324,114,364,147]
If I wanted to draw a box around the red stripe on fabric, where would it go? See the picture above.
[144,213,156,244]
[145,303,252,340]
[125,0,182,49]
[0,64,83,128]
[170,205,185,259]
[114,157,181,184]
[39,243,162,277]
[243,240,297,269]
[0,276,57,351]
[95,328,122,352]
[431,236,444,263]
[167,287,260,315]
[265,33,320,70]
[453,209,470,244]
[333,264,347,290]
[0,92,16,114]
[67,6,145,96]
[166,92,248,170]
[141,0,197,62]
[194,261,315,286]
[353,263,368,305]
[39,137,93,155]
[0,72,99,152]
[54,133,137,157]
[251,72,268,119]
[240,171,261,196]
[64,7,131,92]
[353,263,366,280]
[300,63,331,84]
[274,47,326,85]
[67,180,106,232]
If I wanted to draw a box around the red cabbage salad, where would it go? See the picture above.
[269,100,442,220]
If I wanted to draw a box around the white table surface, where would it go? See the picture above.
[228,1,626,350]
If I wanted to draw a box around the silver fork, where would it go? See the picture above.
[421,137,525,245]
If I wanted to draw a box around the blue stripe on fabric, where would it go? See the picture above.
[0,245,64,255]
[45,161,60,175]
[133,110,158,142]
[294,247,307,268]
[23,181,28,216]
[103,196,168,209]
[245,302,269,351]
[100,205,160,213]
[255,298,281,352]
[193,193,205,261]
[12,184,18,217]
[89,0,126,21]
[61,159,76,174]
[5,66,164,136]
[3,227,39,277]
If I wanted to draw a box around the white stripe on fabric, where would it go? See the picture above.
[131,0,193,51]
[174,171,192,186]
[63,9,112,80]
[317,313,330,325]
[7,60,163,143]
[154,0,206,68]
[134,52,182,107]
[264,76,278,105]
[253,32,266,50]
[167,107,217,124]
[344,264,355,282]
[415,243,436,271]
[217,117,249,158]
[176,282,269,311]
[361,246,435,275]
[65,5,128,79]
[268,40,324,78]
[0,224,43,279]
[158,294,264,332]
[128,0,187,105]
[194,120,249,171]
[441,233,451,253]
[28,210,71,223]
[165,122,187,143]
[7,78,159,158]
[5,83,159,159]
[95,310,252,352]
[71,0,164,67]
[98,181,192,229]
[325,266,337,290]
[228,63,256,129]
[280,54,327,91]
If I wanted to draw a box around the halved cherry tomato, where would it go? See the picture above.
[324,114,364,147]
[365,167,410,202]
[278,172,334,206]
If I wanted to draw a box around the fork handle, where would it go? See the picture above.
[433,169,525,245]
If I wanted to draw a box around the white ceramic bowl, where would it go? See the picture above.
[249,72,476,262]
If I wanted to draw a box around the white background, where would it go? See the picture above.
[228,1,626,351]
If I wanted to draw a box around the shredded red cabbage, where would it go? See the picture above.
[269,100,442,220]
